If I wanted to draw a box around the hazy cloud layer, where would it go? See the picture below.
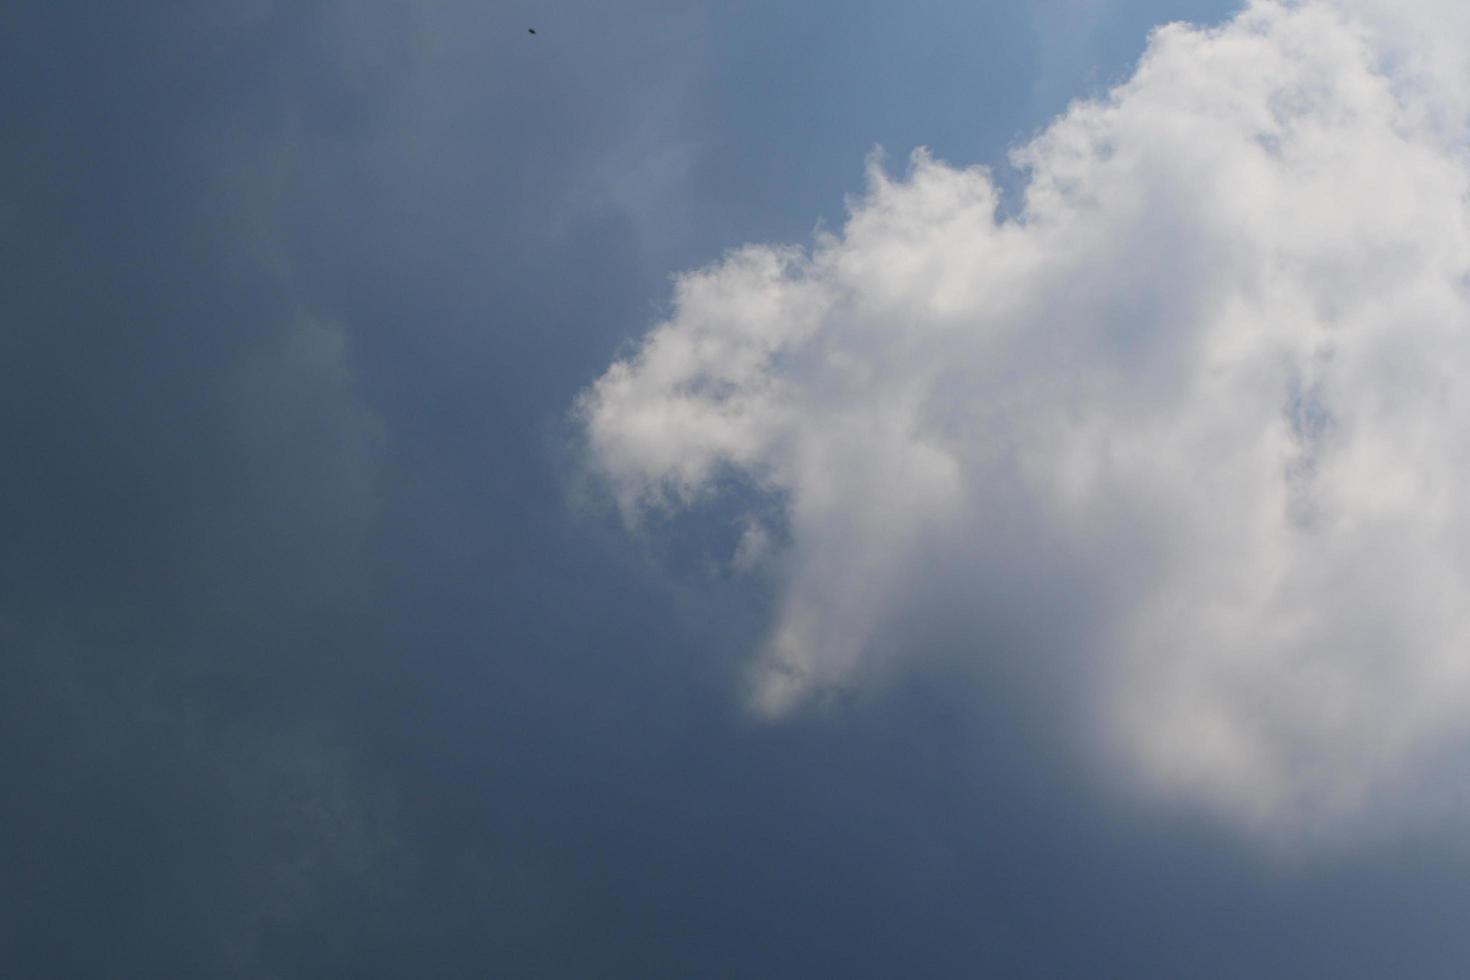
[582,0,1470,833]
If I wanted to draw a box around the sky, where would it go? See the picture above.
[8,1,1470,976]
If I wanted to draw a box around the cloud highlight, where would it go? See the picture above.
[579,0,1470,833]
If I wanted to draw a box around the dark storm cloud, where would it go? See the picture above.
[1,4,401,972]
[8,1,1470,978]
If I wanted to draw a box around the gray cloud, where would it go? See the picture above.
[0,6,397,973]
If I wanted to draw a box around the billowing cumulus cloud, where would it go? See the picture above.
[579,0,1470,834]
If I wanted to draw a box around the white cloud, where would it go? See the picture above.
[577,0,1470,835]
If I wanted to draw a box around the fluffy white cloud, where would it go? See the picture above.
[577,0,1470,834]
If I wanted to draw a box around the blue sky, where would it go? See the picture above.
[8,1,1470,976]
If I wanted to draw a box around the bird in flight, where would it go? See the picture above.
[528,27,537,34]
